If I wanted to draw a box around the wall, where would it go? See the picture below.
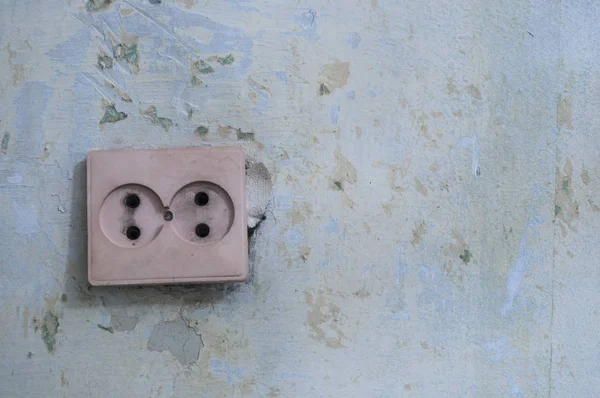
[1,0,598,396]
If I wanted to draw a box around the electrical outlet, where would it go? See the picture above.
[87,147,248,286]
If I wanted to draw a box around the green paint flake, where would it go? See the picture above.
[319,83,330,96]
[555,205,562,216]
[97,53,113,69]
[40,312,59,353]
[97,324,114,334]
[114,43,139,67]
[142,106,173,131]
[217,54,234,65]
[190,75,204,87]
[562,178,570,193]
[236,129,255,140]
[86,0,113,12]
[192,60,214,74]
[1,132,9,153]
[100,104,127,124]
[459,249,472,264]
[194,125,209,137]
[334,181,343,191]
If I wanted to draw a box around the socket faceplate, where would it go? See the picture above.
[87,147,248,286]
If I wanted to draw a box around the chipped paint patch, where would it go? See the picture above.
[459,249,472,264]
[319,83,330,96]
[555,159,579,234]
[332,145,357,188]
[33,311,59,353]
[320,60,350,92]
[467,84,482,100]
[304,291,346,348]
[411,221,427,246]
[147,320,203,366]
[215,54,234,65]
[7,44,26,87]
[192,60,214,74]
[97,53,113,69]
[86,0,113,12]
[558,95,573,129]
[100,103,127,124]
[141,106,173,131]
[104,81,132,102]
[1,132,9,154]
[194,125,209,137]
[237,130,255,140]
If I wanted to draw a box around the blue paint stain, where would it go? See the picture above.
[484,337,508,362]
[209,359,245,385]
[249,79,270,115]
[299,9,318,41]
[348,32,361,49]
[382,312,411,321]
[395,246,408,285]
[288,9,318,41]
[11,200,40,235]
[324,217,340,234]
[368,89,377,98]
[329,105,339,126]
[13,82,54,159]
[285,229,303,246]
[347,90,356,100]
[276,71,288,82]
[46,27,91,69]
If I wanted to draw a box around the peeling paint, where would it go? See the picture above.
[33,311,59,354]
[100,103,127,124]
[141,106,173,131]
[216,54,234,65]
[147,320,203,366]
[1,132,9,153]
[194,125,209,137]
[86,0,113,12]
[97,53,113,69]
[320,60,350,92]
[246,162,272,229]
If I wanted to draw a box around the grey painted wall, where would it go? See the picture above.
[1,0,598,396]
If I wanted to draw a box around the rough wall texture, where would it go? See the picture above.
[0,0,597,396]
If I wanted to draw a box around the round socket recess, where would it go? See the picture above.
[169,181,235,245]
[99,184,164,248]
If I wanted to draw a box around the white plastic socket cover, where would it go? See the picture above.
[87,147,248,286]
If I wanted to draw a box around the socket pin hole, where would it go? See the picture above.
[195,223,210,238]
[125,194,140,209]
[163,211,174,221]
[194,192,209,206]
[126,226,141,240]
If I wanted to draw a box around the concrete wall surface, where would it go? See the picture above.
[1,0,599,396]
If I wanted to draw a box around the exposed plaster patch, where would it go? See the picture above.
[100,103,127,124]
[320,60,350,92]
[141,106,173,131]
[86,0,113,12]
[246,162,272,231]
[147,319,203,366]
[32,311,59,354]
